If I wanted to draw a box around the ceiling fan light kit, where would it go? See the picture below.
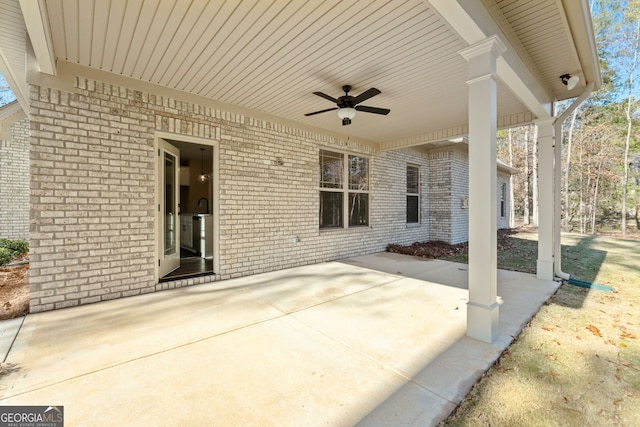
[305,85,390,125]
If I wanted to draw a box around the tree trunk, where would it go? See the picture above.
[622,21,639,238]
[523,127,530,225]
[508,128,515,228]
[579,140,584,234]
[564,109,578,232]
[591,160,602,234]
[532,124,539,227]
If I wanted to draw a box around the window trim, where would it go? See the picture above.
[406,164,420,224]
[319,148,370,229]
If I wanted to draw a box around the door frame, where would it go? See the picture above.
[154,131,220,282]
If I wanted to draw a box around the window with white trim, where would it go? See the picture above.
[500,182,507,218]
[406,165,420,223]
[319,149,369,228]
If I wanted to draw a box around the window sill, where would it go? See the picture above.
[320,225,371,233]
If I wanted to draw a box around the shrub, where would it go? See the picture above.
[0,239,28,256]
[0,239,29,266]
[0,247,13,267]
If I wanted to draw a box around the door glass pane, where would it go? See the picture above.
[164,152,176,256]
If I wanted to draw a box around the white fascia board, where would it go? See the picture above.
[561,0,602,89]
[19,0,56,75]
[428,0,553,119]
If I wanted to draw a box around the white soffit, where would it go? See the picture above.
[16,0,597,144]
[0,0,30,112]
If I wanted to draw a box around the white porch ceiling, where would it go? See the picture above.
[5,0,600,146]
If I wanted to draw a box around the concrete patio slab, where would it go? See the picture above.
[0,253,560,426]
[0,316,23,362]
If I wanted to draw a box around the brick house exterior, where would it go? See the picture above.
[0,76,514,313]
[0,107,30,240]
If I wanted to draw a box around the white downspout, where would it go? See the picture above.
[553,81,595,280]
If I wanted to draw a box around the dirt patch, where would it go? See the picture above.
[387,228,517,258]
[0,257,29,321]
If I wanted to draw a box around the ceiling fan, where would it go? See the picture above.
[305,85,390,125]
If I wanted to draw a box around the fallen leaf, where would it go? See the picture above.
[547,354,557,361]
[620,343,628,347]
[620,333,637,339]
[613,399,622,406]
[621,361,632,367]
[552,339,562,345]
[563,396,569,403]
[576,335,582,340]
[542,326,554,332]
[587,325,603,337]
[550,370,558,377]
[605,340,617,345]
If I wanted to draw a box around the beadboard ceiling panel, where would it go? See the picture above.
[20,0,598,143]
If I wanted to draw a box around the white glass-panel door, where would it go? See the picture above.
[158,140,180,277]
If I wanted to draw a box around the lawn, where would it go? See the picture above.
[442,230,640,426]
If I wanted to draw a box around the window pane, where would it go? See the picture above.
[320,191,343,228]
[407,195,419,223]
[164,153,177,255]
[407,165,419,194]
[349,193,369,226]
[349,155,368,190]
[320,150,343,189]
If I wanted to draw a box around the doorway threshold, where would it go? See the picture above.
[161,256,214,282]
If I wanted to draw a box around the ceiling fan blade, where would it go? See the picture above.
[312,92,338,103]
[355,105,390,115]
[352,88,381,104]
[304,107,338,116]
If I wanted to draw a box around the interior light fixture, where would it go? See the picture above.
[560,74,580,90]
[337,108,357,126]
[198,148,208,183]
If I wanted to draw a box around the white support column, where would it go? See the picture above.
[460,36,506,344]
[536,119,555,280]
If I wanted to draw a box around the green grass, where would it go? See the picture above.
[443,231,640,426]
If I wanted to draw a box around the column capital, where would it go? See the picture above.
[459,35,507,62]
[534,118,555,138]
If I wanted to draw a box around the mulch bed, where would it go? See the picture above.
[386,228,518,259]
[0,255,30,320]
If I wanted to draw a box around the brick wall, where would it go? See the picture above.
[28,77,430,312]
[426,150,510,245]
[427,152,452,242]
[450,152,469,244]
[0,118,30,240]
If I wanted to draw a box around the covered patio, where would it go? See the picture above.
[0,253,559,426]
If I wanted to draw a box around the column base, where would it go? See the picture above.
[537,259,554,281]
[467,301,499,343]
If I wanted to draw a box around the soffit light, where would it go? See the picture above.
[560,74,580,90]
